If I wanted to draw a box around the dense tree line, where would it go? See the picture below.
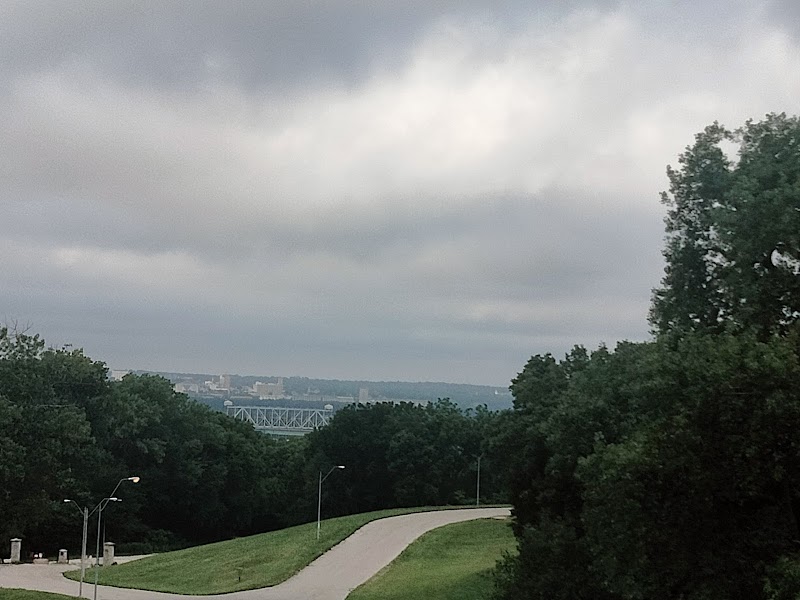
[493,114,800,600]
[0,331,306,554]
[305,400,507,517]
[0,332,505,558]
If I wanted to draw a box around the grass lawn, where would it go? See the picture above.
[0,590,75,600]
[346,517,516,600]
[66,506,499,594]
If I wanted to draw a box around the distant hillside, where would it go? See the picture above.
[135,371,513,411]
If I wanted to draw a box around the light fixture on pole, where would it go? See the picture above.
[92,476,140,600]
[108,476,140,499]
[63,499,89,597]
[317,465,345,541]
[93,497,120,600]
[476,454,483,507]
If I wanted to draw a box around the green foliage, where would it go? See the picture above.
[652,113,800,336]
[764,555,800,600]
[304,399,507,517]
[348,518,516,600]
[495,335,800,600]
[579,332,800,599]
[0,590,77,600]
[0,327,96,552]
[496,113,800,600]
[494,343,655,600]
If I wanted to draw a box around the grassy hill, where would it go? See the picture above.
[66,506,498,594]
[347,517,515,600]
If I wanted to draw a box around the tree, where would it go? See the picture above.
[495,114,800,600]
[577,332,800,600]
[494,344,653,600]
[0,327,96,553]
[652,113,800,336]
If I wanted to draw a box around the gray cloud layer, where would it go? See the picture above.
[1,0,798,385]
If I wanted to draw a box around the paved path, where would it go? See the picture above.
[0,507,510,600]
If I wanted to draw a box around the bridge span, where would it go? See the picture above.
[225,404,333,436]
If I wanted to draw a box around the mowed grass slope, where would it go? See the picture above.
[347,517,515,600]
[0,590,74,600]
[67,506,489,594]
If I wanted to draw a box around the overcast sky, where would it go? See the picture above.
[1,1,798,386]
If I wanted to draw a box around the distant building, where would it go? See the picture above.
[220,374,232,390]
[253,377,285,399]
[109,370,130,381]
[358,387,370,403]
[174,382,200,394]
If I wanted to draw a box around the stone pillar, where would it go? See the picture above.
[10,538,21,564]
[58,549,68,564]
[103,542,114,566]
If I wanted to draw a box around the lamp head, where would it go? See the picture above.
[109,497,121,502]
[63,498,72,503]
[337,465,345,469]
[128,476,140,483]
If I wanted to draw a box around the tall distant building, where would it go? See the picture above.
[358,387,369,403]
[220,374,232,390]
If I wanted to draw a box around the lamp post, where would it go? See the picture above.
[317,465,345,541]
[107,476,140,500]
[93,497,120,600]
[476,455,483,507]
[92,476,140,600]
[63,500,89,597]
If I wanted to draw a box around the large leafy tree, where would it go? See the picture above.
[652,113,800,336]
[495,334,800,600]
[494,344,654,600]
[578,332,800,600]
[495,114,800,600]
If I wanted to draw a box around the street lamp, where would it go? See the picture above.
[63,499,89,597]
[108,476,140,499]
[93,497,120,600]
[317,465,345,541]
[476,455,483,507]
[92,476,140,600]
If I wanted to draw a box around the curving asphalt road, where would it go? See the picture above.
[0,507,510,600]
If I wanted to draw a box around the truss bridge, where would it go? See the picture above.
[225,405,333,436]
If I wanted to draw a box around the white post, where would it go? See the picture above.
[103,542,114,566]
[10,538,21,564]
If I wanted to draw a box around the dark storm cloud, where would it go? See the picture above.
[765,0,800,36]
[0,0,618,92]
